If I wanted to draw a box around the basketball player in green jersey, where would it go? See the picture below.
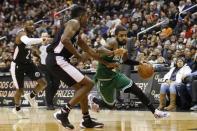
[91,25,169,118]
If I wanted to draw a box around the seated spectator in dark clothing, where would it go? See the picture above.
[190,79,197,111]
[177,55,197,110]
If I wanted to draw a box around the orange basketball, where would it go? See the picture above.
[138,63,154,79]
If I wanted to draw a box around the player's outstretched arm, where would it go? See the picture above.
[77,34,118,68]
[17,31,48,45]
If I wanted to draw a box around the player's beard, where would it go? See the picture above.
[117,38,127,46]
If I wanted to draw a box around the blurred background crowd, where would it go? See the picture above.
[0,0,197,72]
[0,0,197,110]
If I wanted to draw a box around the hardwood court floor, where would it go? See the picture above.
[0,107,197,131]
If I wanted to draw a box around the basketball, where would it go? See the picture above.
[138,63,154,79]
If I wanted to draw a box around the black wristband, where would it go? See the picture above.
[123,59,140,65]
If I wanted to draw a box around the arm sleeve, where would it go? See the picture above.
[20,35,43,45]
[123,59,140,65]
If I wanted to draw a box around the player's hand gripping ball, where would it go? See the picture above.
[138,63,154,79]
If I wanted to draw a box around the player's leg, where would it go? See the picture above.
[48,57,103,129]
[63,76,103,129]
[24,63,47,108]
[88,77,121,112]
[123,82,169,118]
[88,91,115,112]
[50,66,83,129]
[88,93,112,112]
[87,79,117,113]
[114,73,169,118]
[48,74,60,109]
[53,76,95,129]
[10,62,26,118]
[79,93,104,128]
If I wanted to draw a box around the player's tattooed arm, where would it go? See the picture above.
[97,38,126,56]
[61,20,83,61]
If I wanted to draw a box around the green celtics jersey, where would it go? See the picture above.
[95,54,123,80]
[94,54,133,105]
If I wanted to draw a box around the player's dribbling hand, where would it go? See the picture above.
[106,62,119,68]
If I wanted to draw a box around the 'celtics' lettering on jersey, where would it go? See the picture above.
[113,55,123,64]
[13,43,32,64]
[114,44,126,64]
[95,54,121,80]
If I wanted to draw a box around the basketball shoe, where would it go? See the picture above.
[154,109,170,118]
[53,110,74,129]
[80,115,104,128]
[24,93,38,108]
[88,94,100,112]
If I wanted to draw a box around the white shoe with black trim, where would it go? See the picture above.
[154,109,170,118]
[88,94,100,112]
[190,105,197,111]
[24,93,38,108]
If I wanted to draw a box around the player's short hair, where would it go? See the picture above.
[70,5,86,18]
[25,20,34,26]
[115,25,127,35]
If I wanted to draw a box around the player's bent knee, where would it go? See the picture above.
[86,79,94,91]
[37,78,47,90]
[82,76,94,91]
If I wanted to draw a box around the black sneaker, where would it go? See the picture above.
[80,116,104,128]
[53,110,74,129]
